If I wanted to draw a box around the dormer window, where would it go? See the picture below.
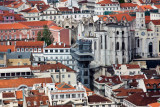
[147,83,150,87]
[40,101,43,105]
[27,101,31,106]
[34,101,37,105]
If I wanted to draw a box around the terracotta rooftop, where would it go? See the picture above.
[120,75,146,80]
[45,42,70,48]
[25,95,49,106]
[0,23,30,30]
[95,75,122,85]
[58,7,80,12]
[16,91,23,99]
[0,45,15,52]
[97,0,119,5]
[0,77,52,88]
[113,64,140,69]
[2,92,15,98]
[19,20,56,27]
[120,3,137,8]
[109,13,134,22]
[88,94,111,103]
[16,41,44,47]
[125,92,160,106]
[144,79,160,90]
[7,1,24,8]
[151,20,160,25]
[148,102,160,107]
[50,26,63,30]
[20,7,39,13]
[113,88,143,97]
[137,5,153,11]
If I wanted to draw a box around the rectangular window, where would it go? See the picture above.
[5,36,7,40]
[17,48,20,52]
[38,48,41,52]
[45,50,48,53]
[68,74,70,78]
[159,41,160,52]
[19,35,22,40]
[27,34,29,39]
[9,35,11,40]
[62,75,65,78]
[60,50,64,52]
[56,75,58,78]
[32,31,35,35]
[14,35,16,40]
[25,48,28,52]
[50,50,53,53]
[30,48,33,52]
[21,48,24,52]
[34,48,37,52]
[55,50,58,52]
[66,49,69,52]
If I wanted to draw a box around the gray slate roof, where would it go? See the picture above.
[7,52,31,59]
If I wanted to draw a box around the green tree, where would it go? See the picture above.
[37,25,54,46]
[119,0,125,3]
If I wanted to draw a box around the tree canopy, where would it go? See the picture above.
[37,25,54,46]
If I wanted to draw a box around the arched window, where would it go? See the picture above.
[105,35,107,49]
[137,39,139,47]
[116,42,119,50]
[117,31,119,35]
[122,42,125,50]
[122,31,124,35]
[101,35,103,49]
[94,41,96,50]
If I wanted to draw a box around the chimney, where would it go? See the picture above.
[53,42,56,45]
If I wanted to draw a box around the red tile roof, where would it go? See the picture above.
[20,7,39,13]
[120,3,137,8]
[58,7,80,12]
[19,21,56,27]
[154,5,160,9]
[113,64,140,69]
[120,75,145,80]
[36,5,50,12]
[45,42,70,48]
[0,77,52,88]
[144,79,160,90]
[16,41,44,47]
[7,1,24,8]
[88,94,111,103]
[61,0,68,2]
[1,63,76,73]
[0,45,15,52]
[16,91,23,99]
[97,0,118,5]
[3,92,15,98]
[148,102,160,107]
[50,26,63,30]
[0,23,30,30]
[147,29,153,31]
[109,13,134,22]
[25,96,49,106]
[113,88,143,97]
[151,20,160,25]
[125,92,160,106]
[137,5,153,11]
[27,1,46,6]
[95,75,122,85]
